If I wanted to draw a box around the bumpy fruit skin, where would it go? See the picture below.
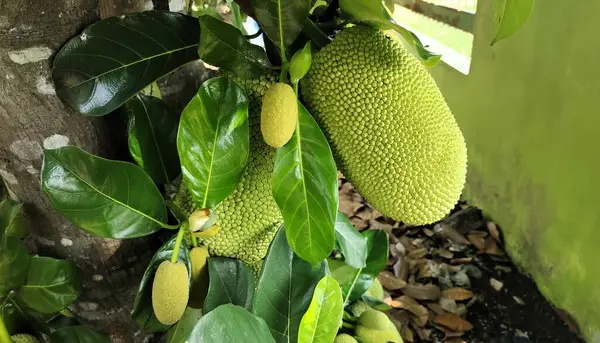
[189,246,210,308]
[10,334,40,343]
[334,333,359,343]
[302,26,467,225]
[260,83,298,148]
[152,260,189,325]
[349,301,371,317]
[355,310,403,343]
[173,73,283,265]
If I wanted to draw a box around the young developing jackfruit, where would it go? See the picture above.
[151,260,189,325]
[301,26,467,225]
[260,83,298,148]
[355,310,403,343]
[349,301,372,317]
[10,334,40,343]
[173,73,283,265]
[334,333,359,343]
[188,246,210,308]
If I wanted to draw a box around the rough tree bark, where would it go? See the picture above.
[0,0,164,342]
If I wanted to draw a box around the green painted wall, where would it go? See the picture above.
[430,1,600,341]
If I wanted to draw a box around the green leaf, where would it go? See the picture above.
[1,296,27,335]
[41,146,168,239]
[226,0,248,34]
[0,199,26,240]
[0,238,30,297]
[384,0,395,13]
[289,41,312,84]
[203,257,255,313]
[49,326,111,343]
[195,304,275,343]
[141,82,162,99]
[338,0,441,67]
[125,94,180,185]
[165,307,203,343]
[273,102,338,266]
[361,294,392,311]
[253,227,328,343]
[329,230,388,305]
[198,15,273,79]
[251,0,311,49]
[131,235,191,332]
[334,212,367,269]
[52,11,200,116]
[178,77,250,209]
[298,275,344,343]
[16,256,81,313]
[492,0,534,45]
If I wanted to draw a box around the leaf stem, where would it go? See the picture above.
[0,315,12,343]
[171,224,186,263]
[279,63,289,83]
[189,224,198,247]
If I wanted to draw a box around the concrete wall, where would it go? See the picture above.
[430,1,600,341]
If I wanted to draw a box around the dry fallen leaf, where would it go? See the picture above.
[438,248,454,259]
[441,287,474,301]
[407,247,428,259]
[490,277,504,291]
[426,302,446,315]
[435,223,470,245]
[467,234,486,251]
[439,297,458,313]
[378,271,407,290]
[484,236,505,255]
[402,326,415,342]
[444,339,467,343]
[409,311,428,327]
[402,283,441,301]
[456,304,467,317]
[393,257,410,281]
[450,257,473,264]
[434,313,474,331]
[434,324,466,338]
[487,221,501,242]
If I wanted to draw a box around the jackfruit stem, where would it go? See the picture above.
[279,63,289,83]
[171,224,187,264]
[0,315,12,343]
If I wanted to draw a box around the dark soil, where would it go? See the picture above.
[338,178,585,343]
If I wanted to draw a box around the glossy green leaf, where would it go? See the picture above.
[165,307,203,343]
[251,0,311,49]
[289,41,312,84]
[0,238,30,298]
[298,275,343,343]
[198,15,273,79]
[253,227,327,343]
[131,235,191,332]
[273,102,338,266]
[492,0,535,45]
[203,257,255,313]
[41,146,168,239]
[329,230,388,305]
[16,256,81,313]
[338,0,441,67]
[125,94,180,184]
[0,199,26,240]
[361,294,392,311]
[195,304,275,343]
[178,77,250,209]
[50,326,111,343]
[52,11,200,116]
[334,212,367,269]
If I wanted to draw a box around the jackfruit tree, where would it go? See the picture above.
[0,0,533,342]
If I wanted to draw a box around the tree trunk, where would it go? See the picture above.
[0,0,161,341]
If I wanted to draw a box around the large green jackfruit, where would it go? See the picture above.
[302,26,467,225]
[355,309,403,343]
[173,73,283,264]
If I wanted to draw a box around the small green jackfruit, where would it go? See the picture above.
[152,260,189,325]
[334,333,359,343]
[302,26,467,225]
[366,278,384,300]
[260,83,298,148]
[10,334,40,343]
[189,246,210,308]
[349,301,371,317]
[355,310,403,343]
[173,73,283,265]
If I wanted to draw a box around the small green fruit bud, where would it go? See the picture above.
[10,334,41,343]
[189,246,210,308]
[152,260,189,325]
[356,310,403,343]
[334,333,359,343]
[289,42,312,83]
[260,83,298,148]
[349,301,371,317]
